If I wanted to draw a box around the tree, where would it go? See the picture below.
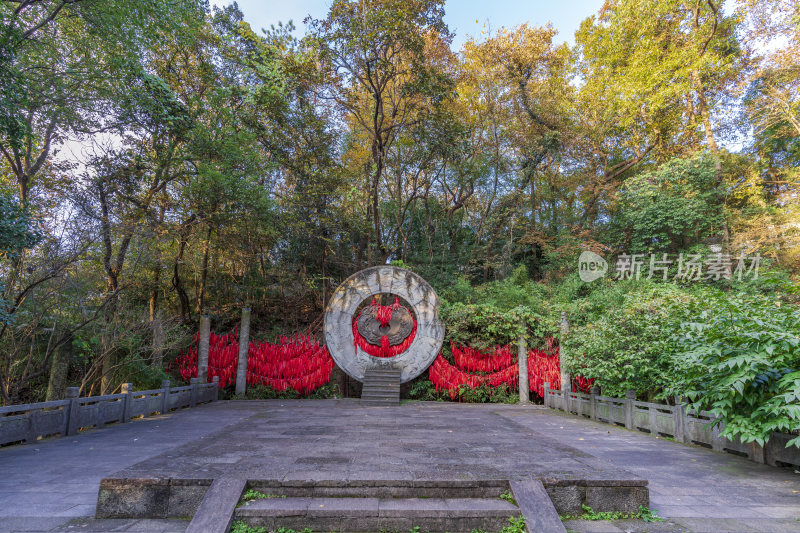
[306,0,453,263]
[609,153,725,253]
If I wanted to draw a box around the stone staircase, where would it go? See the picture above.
[233,480,523,533]
[360,367,401,406]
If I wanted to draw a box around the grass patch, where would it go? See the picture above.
[236,489,287,508]
[231,523,312,533]
[560,504,663,522]
[499,490,517,506]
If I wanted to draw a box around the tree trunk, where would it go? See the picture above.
[172,232,191,322]
[560,311,571,392]
[196,224,212,314]
[46,334,71,401]
[100,342,114,395]
[151,317,165,369]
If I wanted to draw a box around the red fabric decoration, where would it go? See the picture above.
[173,330,334,395]
[428,338,594,400]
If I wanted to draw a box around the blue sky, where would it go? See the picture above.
[209,0,607,48]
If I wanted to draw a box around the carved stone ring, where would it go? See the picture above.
[324,266,445,383]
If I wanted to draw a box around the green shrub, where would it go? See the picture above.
[561,281,704,399]
[670,293,800,447]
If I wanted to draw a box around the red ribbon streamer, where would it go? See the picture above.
[428,340,594,399]
[172,330,334,395]
[352,298,417,358]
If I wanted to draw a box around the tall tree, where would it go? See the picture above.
[306,0,453,263]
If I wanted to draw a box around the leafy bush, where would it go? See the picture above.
[233,383,340,400]
[561,281,703,399]
[443,302,549,350]
[670,293,800,447]
[456,383,519,404]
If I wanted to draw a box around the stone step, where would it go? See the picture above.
[361,366,401,405]
[361,397,399,405]
[361,385,400,392]
[234,496,519,533]
[248,480,510,499]
[361,390,400,395]
[360,394,399,401]
[363,372,401,379]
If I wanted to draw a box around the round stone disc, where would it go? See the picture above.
[324,266,445,384]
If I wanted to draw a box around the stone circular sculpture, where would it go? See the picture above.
[324,266,445,383]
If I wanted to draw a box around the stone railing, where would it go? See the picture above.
[543,383,800,469]
[0,377,219,447]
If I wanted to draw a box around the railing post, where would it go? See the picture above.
[190,377,199,407]
[624,390,636,429]
[564,382,572,413]
[764,434,778,467]
[543,382,550,408]
[161,379,171,414]
[235,308,251,397]
[589,386,599,420]
[711,421,725,452]
[66,387,80,436]
[212,376,219,402]
[120,383,133,423]
[26,408,41,444]
[197,315,211,383]
[673,397,685,443]
[749,441,766,464]
[648,403,657,434]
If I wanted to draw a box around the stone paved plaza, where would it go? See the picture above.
[0,400,798,532]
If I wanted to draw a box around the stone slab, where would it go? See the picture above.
[510,479,567,533]
[184,477,245,533]
[106,401,644,489]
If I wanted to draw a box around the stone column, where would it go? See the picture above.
[197,315,211,383]
[560,311,571,392]
[518,332,529,404]
[543,382,550,408]
[235,308,251,396]
[212,375,220,401]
